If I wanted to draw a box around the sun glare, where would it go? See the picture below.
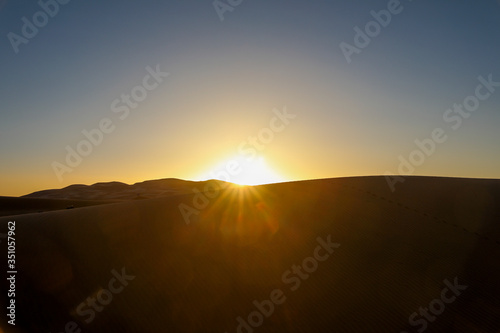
[196,155,286,186]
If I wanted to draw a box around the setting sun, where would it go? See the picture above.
[195,155,286,186]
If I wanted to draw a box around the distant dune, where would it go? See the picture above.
[1,176,499,332]
[2,178,223,218]
[22,178,228,201]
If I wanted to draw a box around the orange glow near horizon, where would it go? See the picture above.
[193,154,287,186]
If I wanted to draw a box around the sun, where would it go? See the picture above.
[196,155,286,186]
[232,155,285,186]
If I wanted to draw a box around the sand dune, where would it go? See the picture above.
[0,196,115,218]
[22,178,221,201]
[1,178,215,218]
[1,176,499,332]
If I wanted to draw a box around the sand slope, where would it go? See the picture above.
[0,176,499,332]
[0,196,116,218]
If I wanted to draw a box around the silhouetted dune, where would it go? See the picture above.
[22,178,229,201]
[1,176,499,332]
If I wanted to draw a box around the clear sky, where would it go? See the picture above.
[1,0,500,196]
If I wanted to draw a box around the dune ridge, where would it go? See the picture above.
[22,178,229,201]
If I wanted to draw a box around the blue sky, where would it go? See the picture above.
[1,0,499,195]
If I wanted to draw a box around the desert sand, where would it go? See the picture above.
[0,176,499,332]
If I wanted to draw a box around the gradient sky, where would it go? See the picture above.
[1,0,500,196]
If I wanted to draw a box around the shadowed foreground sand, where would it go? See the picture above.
[0,176,499,332]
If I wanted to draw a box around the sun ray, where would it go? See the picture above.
[197,182,281,246]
